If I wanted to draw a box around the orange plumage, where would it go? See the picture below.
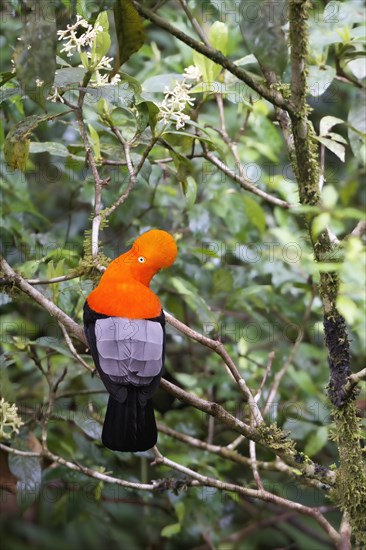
[87,229,178,318]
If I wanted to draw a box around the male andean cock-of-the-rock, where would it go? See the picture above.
[83,229,177,452]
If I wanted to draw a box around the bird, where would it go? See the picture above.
[83,229,178,452]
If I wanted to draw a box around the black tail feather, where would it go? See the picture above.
[102,388,157,452]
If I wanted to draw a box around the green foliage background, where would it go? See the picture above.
[0,0,365,548]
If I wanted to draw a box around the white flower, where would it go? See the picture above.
[183,65,202,81]
[0,398,23,440]
[58,15,120,88]
[158,77,196,130]
[57,14,98,57]
[47,86,64,103]
[91,71,110,86]
[94,55,114,71]
[35,78,44,87]
[110,74,121,85]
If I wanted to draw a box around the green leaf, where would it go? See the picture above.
[170,276,215,322]
[213,268,234,293]
[4,114,57,171]
[288,366,319,395]
[175,501,185,524]
[312,212,330,237]
[113,0,145,67]
[4,139,30,171]
[243,196,266,234]
[88,124,101,161]
[347,57,366,80]
[95,11,109,31]
[92,12,111,62]
[46,259,65,279]
[193,22,228,83]
[14,0,57,107]
[171,151,193,181]
[162,130,215,146]
[337,295,359,324]
[307,65,336,97]
[190,81,227,95]
[175,373,198,388]
[193,51,218,85]
[322,186,338,209]
[72,412,103,440]
[181,176,197,209]
[96,80,138,109]
[234,54,258,67]
[319,116,344,137]
[136,100,160,132]
[141,74,183,94]
[54,67,87,87]
[326,132,347,145]
[239,0,288,76]
[9,447,42,508]
[305,426,329,457]
[55,410,103,440]
[208,22,228,55]
[161,523,181,538]
[348,90,366,165]
[30,142,70,157]
[315,136,345,162]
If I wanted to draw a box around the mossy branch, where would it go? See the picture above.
[288,1,366,545]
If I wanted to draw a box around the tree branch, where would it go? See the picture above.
[160,377,335,487]
[349,220,366,239]
[151,446,340,546]
[0,257,86,344]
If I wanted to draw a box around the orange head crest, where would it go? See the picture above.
[132,229,178,269]
[87,230,177,317]
[119,229,178,285]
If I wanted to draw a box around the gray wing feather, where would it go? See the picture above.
[95,318,163,386]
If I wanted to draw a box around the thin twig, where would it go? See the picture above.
[0,443,162,491]
[249,439,264,491]
[255,351,275,404]
[26,273,82,285]
[75,107,105,259]
[58,321,94,373]
[202,149,293,209]
[342,367,366,399]
[177,0,209,45]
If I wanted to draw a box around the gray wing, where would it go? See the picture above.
[95,317,164,386]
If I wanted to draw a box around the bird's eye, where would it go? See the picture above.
[138,256,146,263]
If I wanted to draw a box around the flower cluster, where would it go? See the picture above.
[0,398,23,441]
[57,14,102,58]
[85,52,120,86]
[55,14,120,91]
[158,65,202,130]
